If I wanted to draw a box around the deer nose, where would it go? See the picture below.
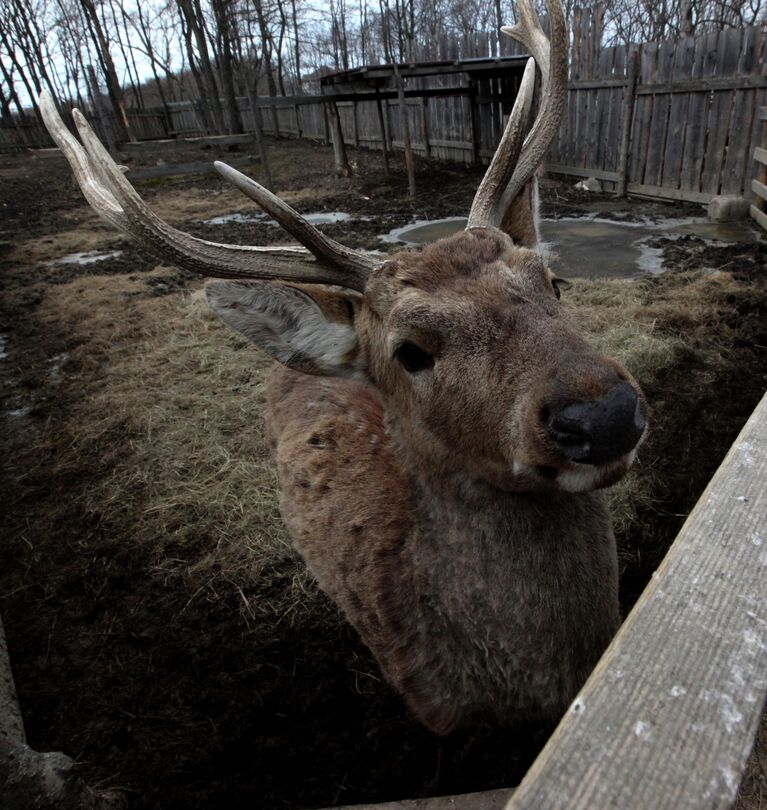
[546,382,645,465]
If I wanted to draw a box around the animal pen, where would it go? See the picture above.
[1,15,767,810]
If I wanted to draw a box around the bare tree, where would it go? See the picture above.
[76,0,134,140]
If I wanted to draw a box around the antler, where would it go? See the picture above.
[39,91,379,291]
[467,0,568,230]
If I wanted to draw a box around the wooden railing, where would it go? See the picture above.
[751,107,767,232]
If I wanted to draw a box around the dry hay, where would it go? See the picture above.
[33,268,329,629]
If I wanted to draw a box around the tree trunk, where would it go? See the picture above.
[176,0,225,133]
[289,0,302,92]
[212,0,243,134]
[78,0,134,142]
[253,0,278,96]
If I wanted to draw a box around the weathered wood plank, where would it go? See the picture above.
[630,41,658,184]
[660,34,695,190]
[644,38,677,187]
[701,28,742,195]
[590,48,613,171]
[332,788,513,810]
[569,78,629,90]
[750,203,767,231]
[545,164,622,181]
[760,107,767,121]
[604,45,627,175]
[615,47,639,196]
[679,29,720,192]
[626,182,713,203]
[506,389,767,810]
[721,26,761,194]
[752,179,767,202]
[636,75,767,94]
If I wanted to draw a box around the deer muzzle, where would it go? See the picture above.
[546,381,646,466]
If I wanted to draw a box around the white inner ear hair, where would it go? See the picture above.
[206,282,360,377]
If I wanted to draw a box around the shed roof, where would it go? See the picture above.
[320,55,529,90]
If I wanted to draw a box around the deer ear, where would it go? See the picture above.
[205,280,365,379]
[500,178,540,248]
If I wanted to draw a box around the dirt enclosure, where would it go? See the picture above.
[1,139,766,809]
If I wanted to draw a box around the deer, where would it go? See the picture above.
[39,0,646,743]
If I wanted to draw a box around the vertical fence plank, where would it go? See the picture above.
[679,30,717,192]
[629,41,658,185]
[721,26,761,194]
[660,34,695,190]
[643,39,677,187]
[602,45,626,177]
[701,28,743,194]
[616,47,640,197]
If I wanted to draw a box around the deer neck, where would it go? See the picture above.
[384,409,573,534]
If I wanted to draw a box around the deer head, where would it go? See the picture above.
[39,0,646,495]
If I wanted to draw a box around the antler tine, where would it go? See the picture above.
[71,108,374,289]
[467,0,568,230]
[213,162,379,279]
[39,91,125,229]
[466,57,535,228]
[39,91,373,290]
[499,0,568,211]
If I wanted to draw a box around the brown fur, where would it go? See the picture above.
[248,227,645,735]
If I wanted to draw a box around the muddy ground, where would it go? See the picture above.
[1,138,766,809]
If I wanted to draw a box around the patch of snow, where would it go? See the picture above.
[203,211,363,227]
[49,351,70,384]
[52,250,123,265]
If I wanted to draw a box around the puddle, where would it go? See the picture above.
[380,216,762,278]
[6,406,31,418]
[202,211,360,226]
[380,217,468,245]
[0,334,7,360]
[52,250,123,265]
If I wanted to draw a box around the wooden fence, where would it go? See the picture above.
[248,90,496,166]
[2,22,765,204]
[550,24,767,202]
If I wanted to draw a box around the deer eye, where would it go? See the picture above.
[552,277,572,300]
[394,342,434,373]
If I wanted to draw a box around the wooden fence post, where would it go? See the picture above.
[420,96,431,158]
[246,88,273,190]
[294,104,302,139]
[320,87,330,144]
[375,92,391,176]
[469,80,481,165]
[326,98,351,177]
[616,46,640,198]
[394,64,416,197]
[352,101,360,148]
